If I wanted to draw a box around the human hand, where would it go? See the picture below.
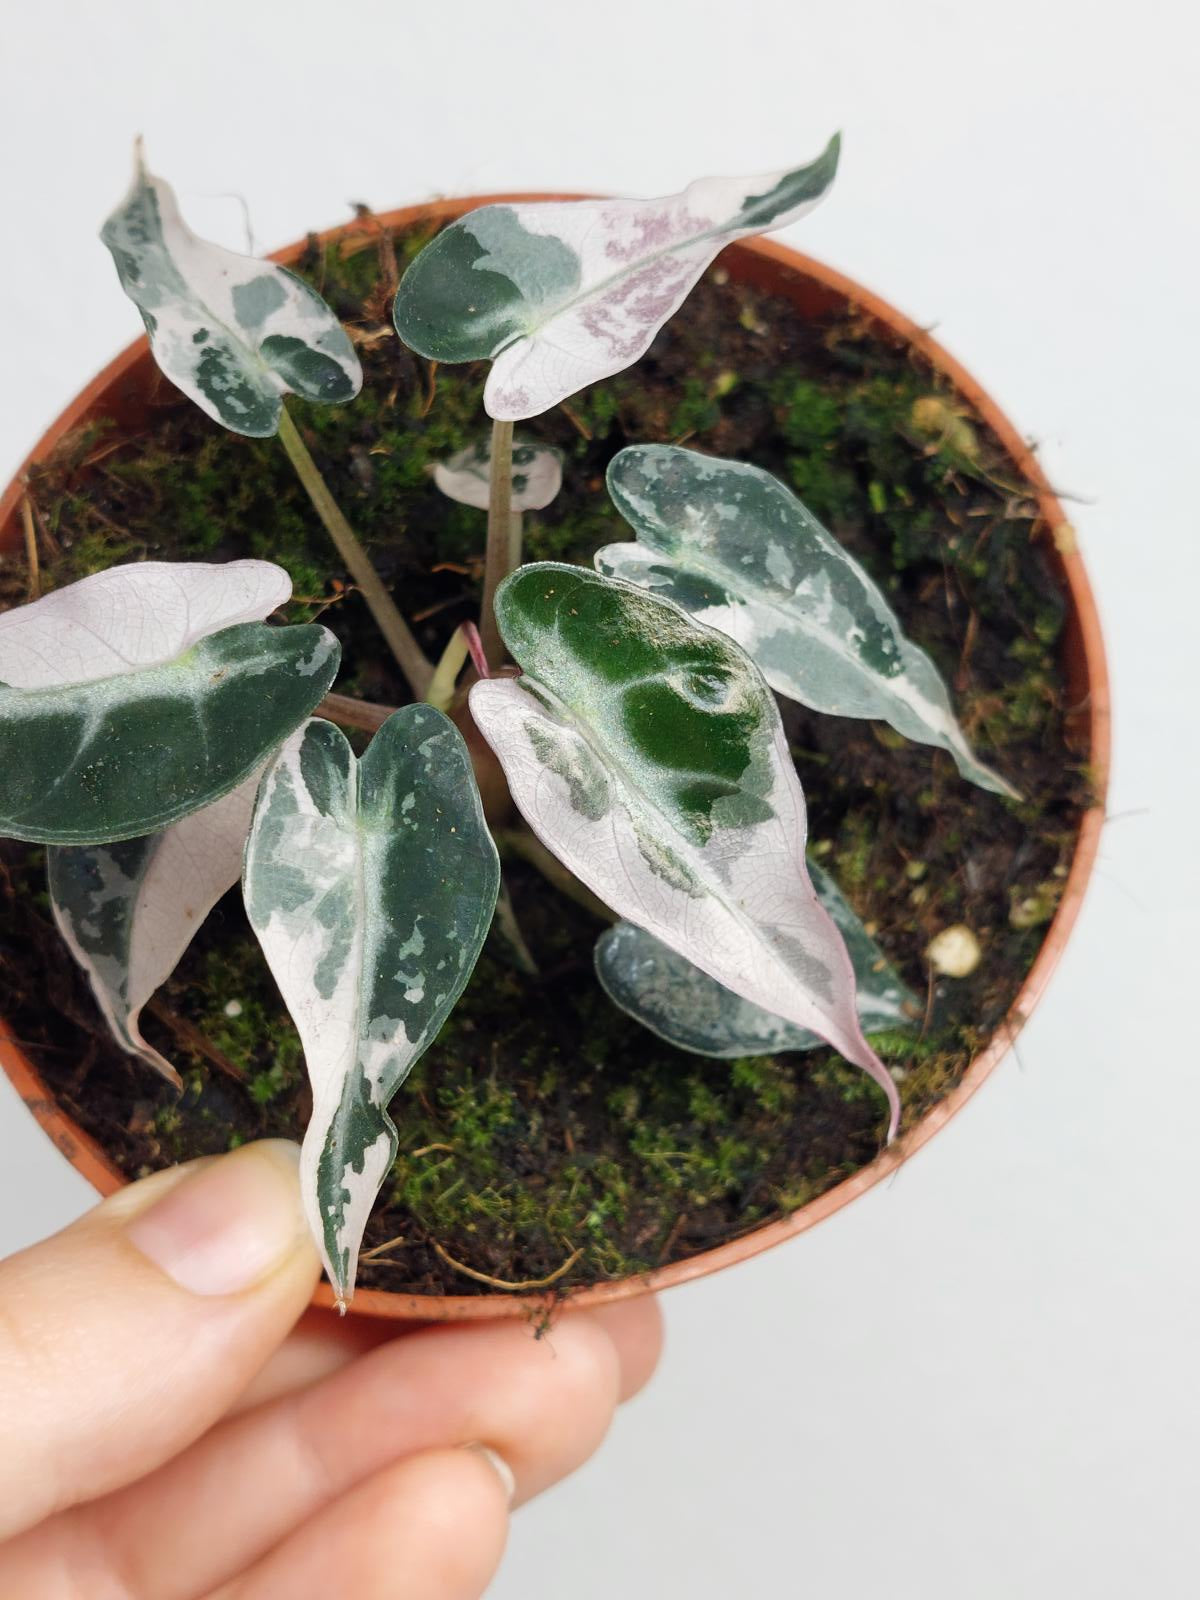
[0,1139,662,1597]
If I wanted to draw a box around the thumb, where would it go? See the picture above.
[0,1139,318,1541]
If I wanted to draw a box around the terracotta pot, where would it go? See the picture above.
[0,195,1111,1321]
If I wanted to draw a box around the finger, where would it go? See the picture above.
[228,1307,396,1416]
[231,1292,663,1420]
[210,1447,510,1600]
[578,1295,664,1401]
[0,1140,317,1539]
[27,1310,623,1598]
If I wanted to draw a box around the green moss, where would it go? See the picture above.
[668,376,722,439]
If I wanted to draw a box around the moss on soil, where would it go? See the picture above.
[0,219,1091,1298]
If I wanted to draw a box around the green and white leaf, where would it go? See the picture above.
[394,136,840,420]
[0,560,340,844]
[243,709,500,1306]
[469,563,899,1137]
[599,445,1017,797]
[595,859,918,1058]
[101,145,361,437]
[47,774,262,1088]
[433,438,563,511]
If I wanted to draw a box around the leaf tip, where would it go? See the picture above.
[885,1088,901,1145]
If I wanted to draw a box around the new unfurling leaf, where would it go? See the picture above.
[468,563,900,1138]
[243,708,499,1306]
[101,146,361,437]
[47,775,263,1088]
[599,445,1017,796]
[0,561,339,843]
[433,438,563,512]
[393,137,840,419]
[595,859,918,1058]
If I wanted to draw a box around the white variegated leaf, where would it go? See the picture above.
[394,137,840,419]
[243,709,499,1306]
[47,775,263,1088]
[469,563,900,1138]
[599,445,1018,797]
[0,561,339,844]
[0,560,291,687]
[595,859,918,1058]
[101,146,361,437]
[433,438,563,511]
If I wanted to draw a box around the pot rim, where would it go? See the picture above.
[0,193,1111,1321]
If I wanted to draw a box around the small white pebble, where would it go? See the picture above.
[926,924,982,978]
[223,999,243,1018]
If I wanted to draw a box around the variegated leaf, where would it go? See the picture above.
[394,136,840,419]
[599,445,1017,797]
[595,858,918,1058]
[0,561,339,844]
[469,563,899,1137]
[242,708,499,1306]
[433,438,563,511]
[47,774,262,1088]
[101,146,361,437]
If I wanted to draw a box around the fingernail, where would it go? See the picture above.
[126,1141,307,1296]
[466,1444,516,1504]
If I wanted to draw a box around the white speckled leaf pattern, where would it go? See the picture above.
[0,561,339,844]
[101,148,361,436]
[599,445,1018,797]
[47,775,263,1088]
[433,438,563,511]
[594,859,918,1058]
[469,563,900,1138]
[242,709,499,1306]
[394,137,839,419]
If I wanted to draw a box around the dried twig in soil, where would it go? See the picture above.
[431,1240,584,1292]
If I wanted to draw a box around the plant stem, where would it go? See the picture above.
[20,496,40,599]
[479,417,514,667]
[424,626,470,713]
[316,691,396,733]
[507,509,524,573]
[276,403,433,698]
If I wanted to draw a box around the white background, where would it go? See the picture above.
[1,2,1197,1594]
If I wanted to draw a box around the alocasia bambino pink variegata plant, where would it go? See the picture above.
[0,135,1020,1307]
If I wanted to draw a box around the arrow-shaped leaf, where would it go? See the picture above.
[0,560,339,844]
[433,438,563,512]
[394,136,840,420]
[595,859,918,1058]
[243,708,500,1306]
[47,774,262,1088]
[468,563,899,1138]
[598,445,1017,797]
[101,146,362,437]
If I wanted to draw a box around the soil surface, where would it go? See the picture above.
[0,214,1093,1299]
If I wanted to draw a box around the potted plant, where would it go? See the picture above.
[0,137,1109,1319]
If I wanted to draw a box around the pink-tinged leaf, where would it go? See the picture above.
[47,775,263,1087]
[469,562,901,1140]
[394,137,840,419]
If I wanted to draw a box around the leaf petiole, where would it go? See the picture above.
[276,403,433,698]
[479,417,515,667]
